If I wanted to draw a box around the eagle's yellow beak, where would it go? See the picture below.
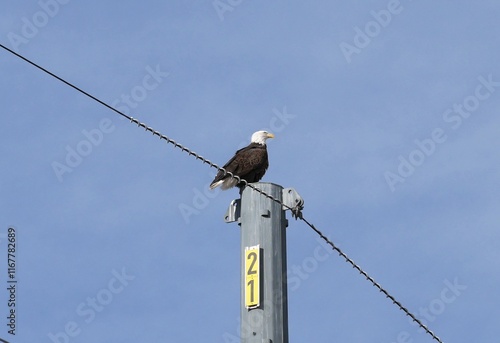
[267,133,275,139]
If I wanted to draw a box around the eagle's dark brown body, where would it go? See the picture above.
[210,142,269,190]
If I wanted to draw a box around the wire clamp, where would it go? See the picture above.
[282,188,304,219]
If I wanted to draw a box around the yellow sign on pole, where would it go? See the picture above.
[245,245,260,309]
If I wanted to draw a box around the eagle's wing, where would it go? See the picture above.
[210,144,268,189]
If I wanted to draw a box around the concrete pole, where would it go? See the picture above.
[239,182,289,343]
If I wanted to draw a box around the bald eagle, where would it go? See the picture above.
[209,131,275,190]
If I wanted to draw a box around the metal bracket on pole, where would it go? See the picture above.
[282,187,304,219]
[224,199,241,223]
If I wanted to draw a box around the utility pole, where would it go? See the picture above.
[225,182,303,343]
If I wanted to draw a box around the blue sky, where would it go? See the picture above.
[1,1,499,342]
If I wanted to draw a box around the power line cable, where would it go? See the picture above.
[0,43,443,343]
[302,217,443,342]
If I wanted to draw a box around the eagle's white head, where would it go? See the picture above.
[251,130,275,145]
